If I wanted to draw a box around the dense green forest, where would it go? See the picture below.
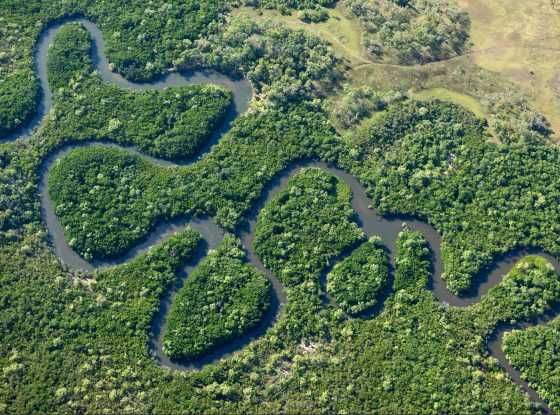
[2,0,560,412]
[327,236,388,315]
[0,227,203,413]
[0,0,229,138]
[46,23,93,91]
[504,319,560,413]
[48,147,163,259]
[393,228,432,291]
[178,15,338,107]
[241,0,336,9]
[0,69,39,137]
[46,23,232,161]
[163,235,271,360]
[471,257,560,330]
[347,100,560,294]
[1,1,337,137]
[237,0,335,18]
[254,167,364,287]
[291,252,559,414]
[47,101,342,260]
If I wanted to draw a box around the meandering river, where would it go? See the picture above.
[9,18,560,413]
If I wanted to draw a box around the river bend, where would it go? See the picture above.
[10,18,560,414]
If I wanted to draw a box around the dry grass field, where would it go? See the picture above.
[233,4,370,65]
[459,0,560,137]
[236,1,560,139]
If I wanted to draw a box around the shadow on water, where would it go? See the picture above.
[1,17,252,143]
[487,302,560,415]
[17,17,560,413]
[147,229,282,372]
[41,149,560,412]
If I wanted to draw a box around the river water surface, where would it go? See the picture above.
[10,18,560,414]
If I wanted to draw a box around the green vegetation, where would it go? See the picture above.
[45,23,232,161]
[347,54,553,145]
[46,23,93,91]
[472,257,560,329]
[0,0,229,138]
[50,78,231,161]
[87,1,227,82]
[327,236,388,315]
[233,3,370,66]
[48,147,162,260]
[272,257,559,413]
[411,88,485,120]
[3,0,560,412]
[504,318,560,413]
[493,259,560,414]
[484,91,553,144]
[239,0,336,12]
[298,7,330,23]
[48,103,342,260]
[344,0,470,64]
[0,69,39,137]
[178,15,337,107]
[19,89,560,412]
[163,235,271,360]
[3,217,557,413]
[251,166,368,348]
[0,227,202,413]
[91,228,203,345]
[0,5,40,138]
[330,84,387,130]
[1,3,339,139]
[393,229,431,291]
[254,167,364,286]
[348,100,560,294]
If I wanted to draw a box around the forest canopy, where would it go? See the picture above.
[0,0,229,138]
[327,236,389,315]
[2,0,560,413]
[254,167,364,287]
[347,100,560,294]
[163,235,271,361]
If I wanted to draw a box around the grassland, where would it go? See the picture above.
[233,4,369,66]
[234,4,491,127]
[344,59,501,138]
[237,1,560,140]
[411,87,485,119]
[458,0,560,138]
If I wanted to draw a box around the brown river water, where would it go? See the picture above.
[7,18,559,414]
